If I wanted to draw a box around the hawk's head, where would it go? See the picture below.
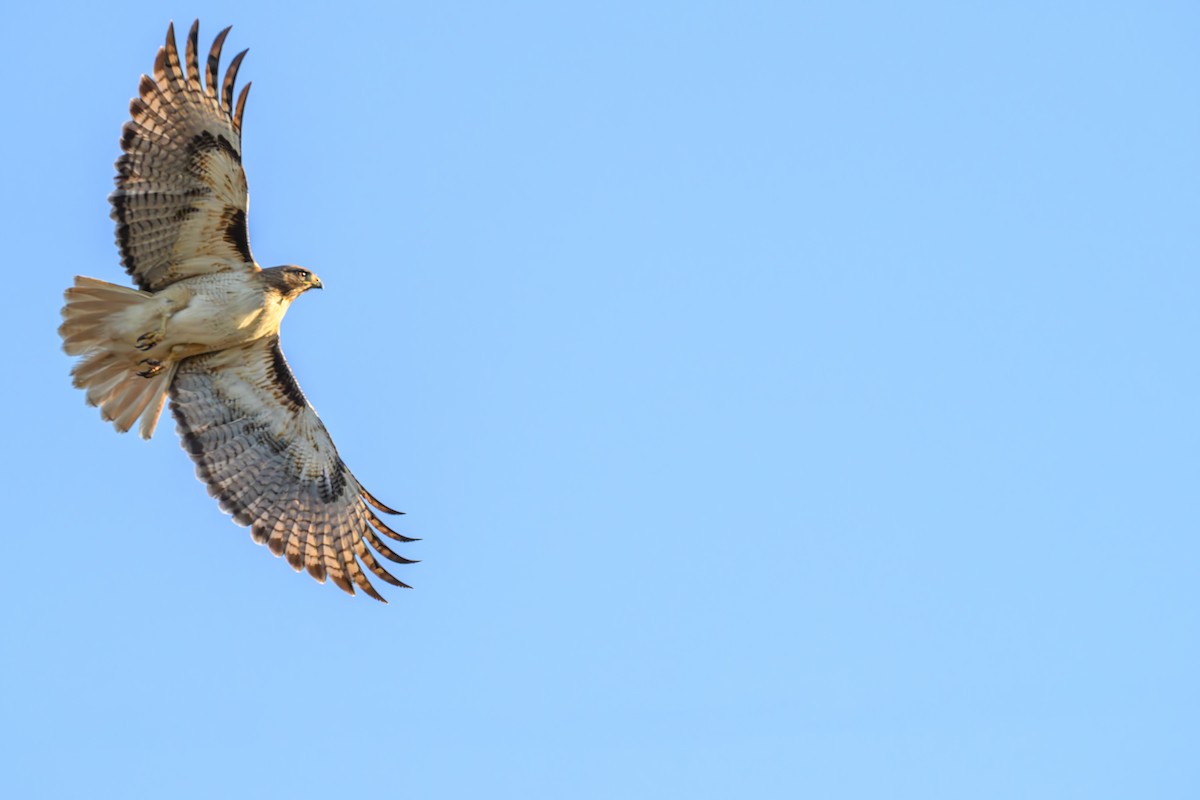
[263,265,324,298]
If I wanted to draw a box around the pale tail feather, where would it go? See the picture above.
[59,276,176,439]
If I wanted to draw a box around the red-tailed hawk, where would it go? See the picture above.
[58,21,416,602]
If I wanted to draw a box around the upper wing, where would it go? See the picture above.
[169,336,415,601]
[111,20,258,292]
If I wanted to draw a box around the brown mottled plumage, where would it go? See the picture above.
[57,21,414,602]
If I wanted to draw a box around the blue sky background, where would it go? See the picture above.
[2,2,1197,797]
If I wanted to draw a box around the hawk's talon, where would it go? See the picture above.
[136,331,163,351]
[137,358,164,378]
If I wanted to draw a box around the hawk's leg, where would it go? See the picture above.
[136,298,180,351]
[137,358,164,379]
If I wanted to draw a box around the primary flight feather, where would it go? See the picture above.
[58,20,415,602]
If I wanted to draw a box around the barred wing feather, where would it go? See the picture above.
[169,336,415,601]
[112,20,257,291]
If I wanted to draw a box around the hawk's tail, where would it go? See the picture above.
[58,276,178,439]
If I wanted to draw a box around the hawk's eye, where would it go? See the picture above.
[295,270,310,280]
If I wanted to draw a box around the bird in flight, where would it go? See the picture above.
[58,20,416,602]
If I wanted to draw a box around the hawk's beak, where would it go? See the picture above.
[312,276,324,290]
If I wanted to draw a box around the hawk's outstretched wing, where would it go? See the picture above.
[170,336,416,601]
[112,20,257,291]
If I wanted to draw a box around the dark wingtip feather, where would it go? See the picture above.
[376,572,408,587]
[222,48,249,114]
[365,506,419,543]
[137,73,157,100]
[206,26,232,98]
[163,22,183,84]
[285,549,305,572]
[357,544,405,588]
[330,573,356,596]
[234,82,251,132]
[363,528,419,565]
[185,20,201,88]
[361,487,404,515]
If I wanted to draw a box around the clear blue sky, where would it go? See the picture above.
[3,1,1197,797]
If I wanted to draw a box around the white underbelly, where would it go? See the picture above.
[160,276,283,356]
